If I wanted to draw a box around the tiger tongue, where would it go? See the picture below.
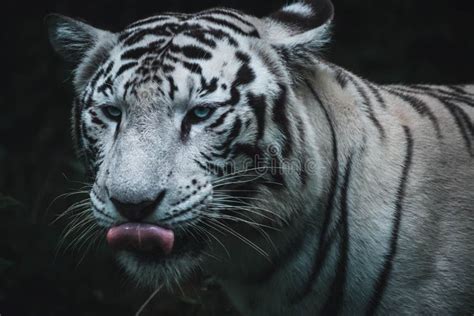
[106,223,175,255]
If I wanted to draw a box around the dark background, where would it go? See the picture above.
[1,0,473,315]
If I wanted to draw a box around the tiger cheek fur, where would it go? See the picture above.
[48,0,474,315]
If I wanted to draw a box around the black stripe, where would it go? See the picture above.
[234,60,255,87]
[425,87,474,107]
[193,158,208,172]
[295,115,309,186]
[219,58,255,107]
[82,121,100,171]
[231,143,262,159]
[181,61,202,74]
[224,86,241,106]
[421,90,474,154]
[272,84,293,158]
[212,117,242,157]
[205,161,226,177]
[88,69,104,96]
[384,88,442,139]
[206,108,233,130]
[367,82,387,109]
[97,77,113,96]
[120,41,165,60]
[235,51,251,63]
[392,87,473,155]
[347,75,385,140]
[440,98,474,156]
[320,153,354,315]
[122,78,136,100]
[94,205,115,220]
[119,24,176,46]
[394,86,474,108]
[334,69,348,89]
[448,85,469,95]
[199,150,212,161]
[182,30,217,48]
[199,8,255,28]
[198,16,260,38]
[247,93,267,140]
[410,84,474,99]
[83,68,105,109]
[115,62,138,78]
[90,113,106,129]
[161,64,175,73]
[325,62,349,90]
[437,95,473,108]
[366,125,414,315]
[167,76,178,101]
[179,45,212,60]
[448,85,474,97]
[291,81,340,304]
[199,77,219,97]
[127,15,170,29]
[307,80,339,258]
[205,27,239,47]
[103,61,114,75]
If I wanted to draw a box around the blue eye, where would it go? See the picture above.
[192,106,212,120]
[102,105,122,121]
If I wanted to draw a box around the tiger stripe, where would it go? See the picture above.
[321,152,354,315]
[366,125,414,315]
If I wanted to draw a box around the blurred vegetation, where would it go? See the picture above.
[1,0,473,315]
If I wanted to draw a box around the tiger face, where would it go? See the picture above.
[48,2,333,287]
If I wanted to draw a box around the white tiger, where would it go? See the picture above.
[47,0,474,314]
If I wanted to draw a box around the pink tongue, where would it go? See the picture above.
[106,223,175,255]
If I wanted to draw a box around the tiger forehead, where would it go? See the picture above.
[121,8,260,42]
[91,10,266,108]
[118,8,260,55]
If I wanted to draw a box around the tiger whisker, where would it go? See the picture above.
[61,219,96,254]
[205,209,279,252]
[57,212,96,254]
[205,218,270,260]
[198,221,231,258]
[75,226,103,267]
[212,166,293,184]
[135,285,164,316]
[209,202,279,224]
[213,178,284,188]
[204,211,279,230]
[51,202,92,225]
[210,203,286,226]
[47,190,91,214]
[211,196,288,223]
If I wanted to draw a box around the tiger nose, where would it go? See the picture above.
[111,190,167,221]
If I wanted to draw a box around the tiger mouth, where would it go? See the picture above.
[106,223,205,261]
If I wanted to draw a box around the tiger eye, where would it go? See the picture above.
[192,106,211,119]
[102,105,122,121]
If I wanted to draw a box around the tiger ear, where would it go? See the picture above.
[46,14,117,89]
[46,14,115,66]
[262,0,334,69]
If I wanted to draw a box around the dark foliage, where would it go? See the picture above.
[1,0,473,315]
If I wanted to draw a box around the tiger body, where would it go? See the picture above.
[217,72,474,315]
[47,0,474,314]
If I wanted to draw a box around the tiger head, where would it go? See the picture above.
[48,0,334,287]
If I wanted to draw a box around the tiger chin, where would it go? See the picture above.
[48,0,474,315]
